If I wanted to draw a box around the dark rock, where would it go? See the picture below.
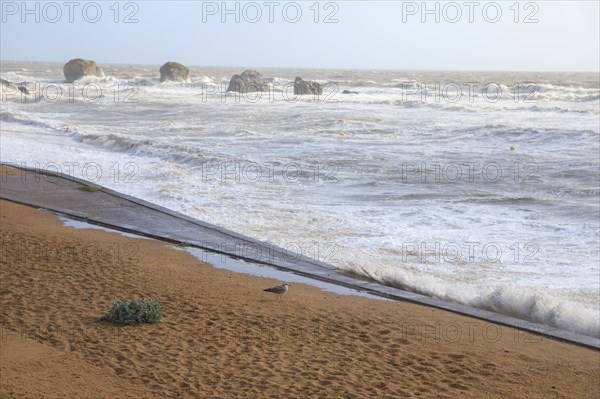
[227,70,268,92]
[342,90,359,94]
[1,78,29,95]
[63,58,104,83]
[294,77,323,95]
[159,61,189,83]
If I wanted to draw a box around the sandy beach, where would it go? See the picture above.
[0,198,599,398]
[2,2,599,397]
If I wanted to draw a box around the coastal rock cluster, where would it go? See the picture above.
[41,59,352,95]
[63,59,104,83]
[159,62,189,83]
[226,70,268,93]
[293,77,323,95]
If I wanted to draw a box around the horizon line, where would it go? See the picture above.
[1,58,598,75]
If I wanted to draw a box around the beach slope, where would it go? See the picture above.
[1,200,598,398]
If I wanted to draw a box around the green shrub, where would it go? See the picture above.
[103,297,162,324]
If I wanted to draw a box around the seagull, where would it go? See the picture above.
[263,283,290,300]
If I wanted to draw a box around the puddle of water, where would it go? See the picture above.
[57,214,385,300]
[184,247,386,301]
[58,216,151,239]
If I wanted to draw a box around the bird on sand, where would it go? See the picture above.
[263,283,290,300]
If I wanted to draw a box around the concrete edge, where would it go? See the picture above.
[1,162,331,269]
[2,162,599,351]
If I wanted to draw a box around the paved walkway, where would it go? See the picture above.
[1,162,598,350]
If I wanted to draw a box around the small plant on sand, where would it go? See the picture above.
[102,297,162,324]
[78,186,99,192]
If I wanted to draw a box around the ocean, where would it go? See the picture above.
[1,61,599,338]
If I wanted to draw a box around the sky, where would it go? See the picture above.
[1,0,599,71]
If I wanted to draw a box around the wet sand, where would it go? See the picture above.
[1,199,598,398]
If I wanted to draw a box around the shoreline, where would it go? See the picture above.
[1,200,599,397]
[1,163,598,349]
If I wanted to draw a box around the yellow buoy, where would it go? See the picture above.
[510,145,516,151]
[339,131,345,137]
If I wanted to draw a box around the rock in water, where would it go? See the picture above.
[342,90,359,94]
[159,61,189,83]
[294,77,323,95]
[63,59,104,83]
[1,78,29,95]
[227,70,268,92]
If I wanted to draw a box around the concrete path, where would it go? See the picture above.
[2,163,598,350]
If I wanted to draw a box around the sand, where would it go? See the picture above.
[1,199,598,398]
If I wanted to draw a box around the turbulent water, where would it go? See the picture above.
[1,61,599,337]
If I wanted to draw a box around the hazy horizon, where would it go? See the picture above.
[1,59,598,75]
